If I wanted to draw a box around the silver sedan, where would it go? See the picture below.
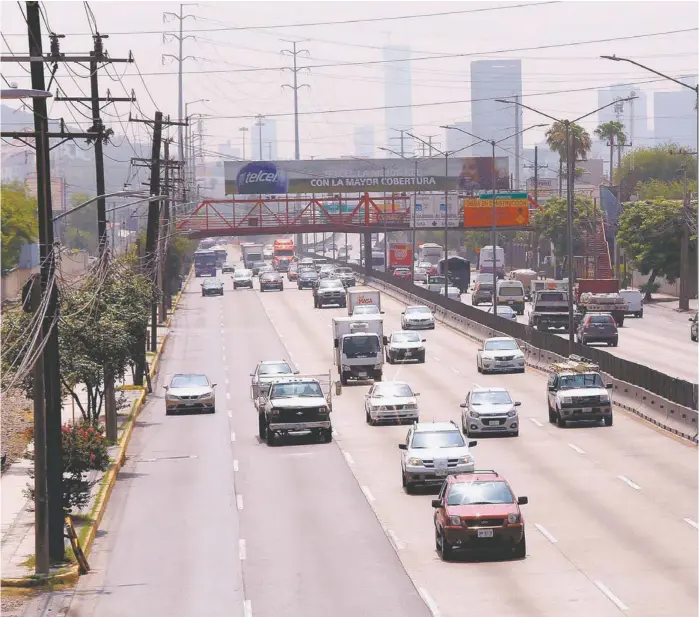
[460,387,521,437]
[164,373,216,414]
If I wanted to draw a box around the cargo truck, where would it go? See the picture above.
[242,243,264,269]
[575,279,628,327]
[273,238,295,272]
[388,242,413,270]
[332,317,386,385]
[347,287,381,316]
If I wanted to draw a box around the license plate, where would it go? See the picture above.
[404,352,412,357]
[358,372,367,378]
[435,470,448,477]
[487,420,499,426]
[498,363,512,367]
[582,407,592,413]
[477,529,494,538]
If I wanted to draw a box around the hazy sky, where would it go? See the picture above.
[1,0,697,161]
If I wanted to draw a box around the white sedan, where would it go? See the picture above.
[485,305,518,321]
[401,305,435,330]
[439,286,462,301]
[364,381,420,425]
[386,331,426,364]
[476,337,526,374]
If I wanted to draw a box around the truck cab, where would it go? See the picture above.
[529,290,572,332]
[547,356,614,428]
[333,317,386,385]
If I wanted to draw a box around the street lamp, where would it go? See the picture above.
[406,134,488,298]
[496,97,636,351]
[442,124,546,316]
[601,54,698,311]
[239,126,249,160]
[1,87,52,99]
[185,100,209,193]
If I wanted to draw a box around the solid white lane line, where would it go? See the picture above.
[473,383,483,389]
[618,475,641,490]
[236,494,244,510]
[233,460,239,472]
[243,600,253,617]
[361,486,375,502]
[450,367,460,374]
[418,588,442,617]
[230,432,236,442]
[595,581,629,611]
[534,523,558,544]
[387,529,405,550]
[343,452,355,465]
[567,443,585,455]
[529,418,543,427]
[683,518,698,530]
[239,539,247,560]
[279,334,284,339]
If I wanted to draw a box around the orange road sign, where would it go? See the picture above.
[462,197,530,228]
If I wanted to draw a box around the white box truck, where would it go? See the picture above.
[347,287,381,316]
[332,317,386,385]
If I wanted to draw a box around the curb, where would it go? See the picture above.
[1,267,191,588]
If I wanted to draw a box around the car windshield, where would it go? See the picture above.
[342,335,380,357]
[235,270,251,278]
[411,430,465,449]
[259,363,292,375]
[558,373,604,389]
[261,273,279,280]
[484,339,518,351]
[478,284,494,291]
[588,315,614,324]
[539,292,565,302]
[353,305,380,315]
[271,382,323,398]
[489,307,514,314]
[471,390,513,405]
[320,280,343,288]
[252,261,265,268]
[392,332,420,343]
[335,268,352,274]
[446,481,515,506]
[203,279,221,286]
[301,271,318,279]
[406,306,431,315]
[372,383,414,398]
[171,374,209,388]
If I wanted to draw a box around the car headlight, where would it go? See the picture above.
[448,515,462,526]
[166,394,179,401]
[507,513,520,524]
[507,409,517,417]
[458,455,473,465]
[373,405,388,411]
[469,410,480,418]
[417,347,425,352]
[407,457,422,466]
[270,407,280,415]
[341,365,350,371]
[403,403,418,410]
[319,406,329,414]
[600,394,610,403]
[561,396,573,404]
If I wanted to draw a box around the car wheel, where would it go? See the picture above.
[165,407,172,416]
[604,415,613,427]
[556,412,567,428]
[477,364,482,373]
[419,352,426,364]
[340,372,348,386]
[513,530,526,559]
[462,420,469,436]
[365,408,372,424]
[258,414,267,439]
[547,402,556,424]
[266,430,276,446]
[322,428,332,443]
[374,370,383,382]
[437,529,454,561]
[280,285,284,291]
[511,429,519,437]
[404,473,415,495]
[313,298,318,308]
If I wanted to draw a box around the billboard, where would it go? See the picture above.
[412,193,461,228]
[462,193,530,228]
[389,243,413,268]
[224,157,509,195]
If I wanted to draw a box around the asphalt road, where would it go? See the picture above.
[249,254,697,617]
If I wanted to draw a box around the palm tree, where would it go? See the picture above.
[546,121,592,195]
[594,120,627,184]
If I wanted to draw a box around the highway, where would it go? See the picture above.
[26,244,697,617]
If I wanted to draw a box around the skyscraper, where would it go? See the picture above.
[251,118,279,160]
[444,121,473,153]
[384,45,413,156]
[654,76,698,150]
[354,125,375,158]
[470,60,523,187]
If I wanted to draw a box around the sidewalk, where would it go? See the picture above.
[643,293,697,312]
[0,323,170,581]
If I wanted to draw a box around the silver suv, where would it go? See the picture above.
[398,421,477,494]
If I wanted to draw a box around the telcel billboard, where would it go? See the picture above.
[224,157,509,195]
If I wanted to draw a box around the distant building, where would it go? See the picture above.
[384,45,413,156]
[654,76,697,150]
[444,122,473,153]
[470,60,523,187]
[217,140,241,160]
[251,118,278,160]
[354,125,374,158]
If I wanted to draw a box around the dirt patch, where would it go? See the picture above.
[1,388,33,471]
[1,588,35,617]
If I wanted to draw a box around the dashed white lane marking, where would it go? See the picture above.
[279,334,285,339]
[529,418,543,427]
[361,486,375,502]
[236,494,244,510]
[233,460,239,472]
[387,529,405,550]
[450,367,459,374]
[473,382,483,389]
[222,355,227,362]
[226,392,231,400]
[534,523,558,544]
[431,356,441,362]
[418,587,442,617]
[227,410,233,418]
[683,518,698,530]
[230,432,236,443]
[332,429,339,438]
[594,581,629,611]
[343,452,355,465]
[567,443,585,455]
[225,378,230,385]
[618,475,641,490]
[243,600,253,617]
[239,539,247,560]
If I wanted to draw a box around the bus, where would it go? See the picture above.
[194,250,217,277]
[418,242,443,265]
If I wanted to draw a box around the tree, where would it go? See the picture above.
[546,121,593,163]
[617,199,697,299]
[594,121,627,183]
[637,178,698,201]
[1,183,38,270]
[60,192,98,254]
[616,145,697,200]
[531,195,598,267]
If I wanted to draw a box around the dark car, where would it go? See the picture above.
[298,269,319,290]
[393,267,413,281]
[259,271,284,292]
[472,282,494,306]
[313,278,346,308]
[251,260,266,276]
[576,312,618,346]
[201,278,224,297]
[334,267,357,288]
[432,471,528,561]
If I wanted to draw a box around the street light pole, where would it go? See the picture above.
[239,126,248,159]
[601,54,698,310]
[496,97,636,352]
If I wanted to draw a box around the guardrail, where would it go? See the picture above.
[302,252,698,442]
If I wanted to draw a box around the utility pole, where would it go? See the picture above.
[281,40,310,160]
[524,146,548,269]
[680,161,692,310]
[160,139,171,323]
[255,114,265,160]
[514,94,521,190]
[388,129,410,157]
